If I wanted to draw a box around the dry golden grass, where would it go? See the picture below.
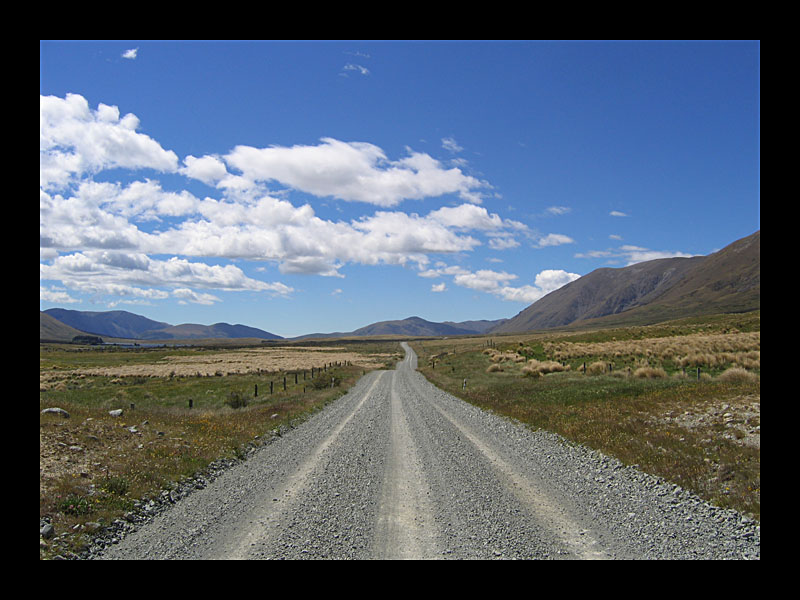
[410,314,760,519]
[717,367,759,384]
[40,346,393,390]
[633,366,668,379]
[40,341,400,559]
[546,331,760,371]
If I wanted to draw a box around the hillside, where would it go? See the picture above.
[42,309,282,341]
[294,316,508,340]
[352,316,496,337]
[43,309,170,340]
[493,230,760,333]
[138,323,283,340]
[40,312,91,342]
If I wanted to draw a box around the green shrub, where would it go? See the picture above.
[225,391,248,409]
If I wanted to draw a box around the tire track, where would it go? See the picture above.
[370,369,440,559]
[225,371,388,559]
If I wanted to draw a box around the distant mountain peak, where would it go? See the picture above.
[492,230,759,333]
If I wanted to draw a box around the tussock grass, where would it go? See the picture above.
[410,312,760,520]
[717,367,759,384]
[633,366,668,379]
[40,340,399,559]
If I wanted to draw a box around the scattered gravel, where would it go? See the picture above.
[91,343,759,560]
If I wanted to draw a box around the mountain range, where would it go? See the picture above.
[292,316,507,340]
[493,229,760,333]
[41,230,759,342]
[41,308,283,341]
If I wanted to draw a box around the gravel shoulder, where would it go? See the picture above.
[96,342,760,560]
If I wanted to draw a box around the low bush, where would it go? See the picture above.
[633,366,667,379]
[717,367,759,383]
[224,391,248,409]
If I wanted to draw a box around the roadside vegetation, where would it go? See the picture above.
[411,311,760,521]
[39,339,402,559]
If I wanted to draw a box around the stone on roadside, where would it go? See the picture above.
[41,407,70,418]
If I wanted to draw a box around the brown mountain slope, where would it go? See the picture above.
[40,312,89,341]
[492,230,760,333]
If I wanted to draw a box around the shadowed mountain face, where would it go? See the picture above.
[41,309,283,341]
[492,230,760,333]
[291,317,508,340]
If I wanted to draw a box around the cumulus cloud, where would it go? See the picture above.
[536,233,575,247]
[418,264,580,303]
[222,137,488,206]
[40,251,293,305]
[40,285,78,304]
[122,48,138,60]
[40,94,178,190]
[181,155,229,185]
[39,93,534,309]
[488,236,520,250]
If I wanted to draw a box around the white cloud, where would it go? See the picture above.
[536,233,575,247]
[419,264,580,304]
[223,137,488,206]
[172,288,220,305]
[610,210,628,217]
[40,285,78,304]
[427,204,506,230]
[181,155,229,185]
[576,244,696,265]
[39,93,536,309]
[343,63,370,76]
[441,137,463,153]
[40,251,293,305]
[122,48,138,60]
[40,94,178,190]
[488,236,520,250]
[546,206,571,216]
[431,282,447,293]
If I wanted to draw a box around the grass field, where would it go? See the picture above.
[39,339,402,559]
[411,311,760,521]
[40,312,760,558]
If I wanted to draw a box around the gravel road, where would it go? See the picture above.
[96,342,760,560]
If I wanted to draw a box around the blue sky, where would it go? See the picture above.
[40,40,760,338]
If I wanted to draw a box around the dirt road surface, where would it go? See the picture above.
[97,343,759,559]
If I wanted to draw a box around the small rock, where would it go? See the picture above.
[109,409,124,417]
[40,523,55,539]
[41,407,70,418]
